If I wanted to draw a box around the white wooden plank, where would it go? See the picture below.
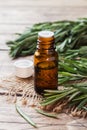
[0,25,29,34]
[0,7,87,25]
[0,34,17,49]
[0,0,87,7]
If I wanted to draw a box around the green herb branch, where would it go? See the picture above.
[41,82,87,115]
[7,18,87,58]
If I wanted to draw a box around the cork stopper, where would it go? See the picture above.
[38,31,54,38]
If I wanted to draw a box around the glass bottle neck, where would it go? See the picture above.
[37,36,55,50]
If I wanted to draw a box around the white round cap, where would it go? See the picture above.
[14,60,33,68]
[14,59,33,78]
[38,31,54,38]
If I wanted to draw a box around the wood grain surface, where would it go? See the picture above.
[0,96,87,130]
[0,0,87,130]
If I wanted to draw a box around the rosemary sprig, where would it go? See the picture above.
[7,18,87,58]
[41,88,77,106]
[41,82,87,111]
[35,108,58,119]
[15,104,37,128]
[58,56,87,84]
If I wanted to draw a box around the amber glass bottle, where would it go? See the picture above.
[34,31,58,94]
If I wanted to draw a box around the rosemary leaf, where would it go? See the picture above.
[35,108,58,119]
[15,104,37,128]
[77,98,87,110]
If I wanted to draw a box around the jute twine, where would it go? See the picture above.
[0,75,42,107]
[0,74,87,118]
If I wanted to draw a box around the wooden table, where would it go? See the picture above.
[0,0,87,129]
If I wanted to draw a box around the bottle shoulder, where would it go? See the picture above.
[34,49,58,62]
[34,49,58,56]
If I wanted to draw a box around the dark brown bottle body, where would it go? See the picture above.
[34,31,58,94]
